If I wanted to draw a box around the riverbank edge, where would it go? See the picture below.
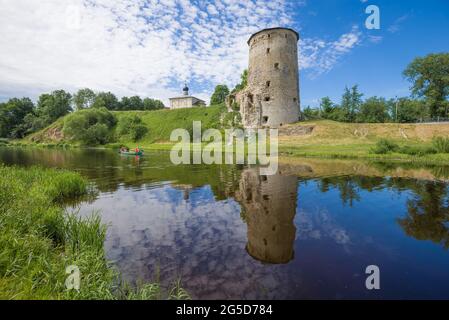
[0,165,189,300]
[6,140,449,166]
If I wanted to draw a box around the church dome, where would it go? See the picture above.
[182,83,189,95]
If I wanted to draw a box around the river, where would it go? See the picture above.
[1,146,448,299]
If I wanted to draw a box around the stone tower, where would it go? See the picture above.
[227,27,300,128]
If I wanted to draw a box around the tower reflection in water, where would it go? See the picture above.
[235,168,298,264]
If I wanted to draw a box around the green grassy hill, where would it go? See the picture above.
[19,108,449,164]
[26,104,226,147]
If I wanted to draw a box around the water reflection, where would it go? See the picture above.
[236,168,297,264]
[1,147,449,298]
[398,180,449,249]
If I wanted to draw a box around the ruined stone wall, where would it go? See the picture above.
[227,28,300,128]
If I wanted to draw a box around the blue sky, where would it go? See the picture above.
[296,0,449,107]
[0,0,448,107]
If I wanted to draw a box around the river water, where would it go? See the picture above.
[1,147,448,299]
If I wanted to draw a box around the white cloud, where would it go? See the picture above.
[299,26,362,78]
[388,14,409,33]
[0,0,362,104]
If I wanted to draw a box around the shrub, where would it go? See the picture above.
[399,145,437,156]
[432,137,449,153]
[116,115,148,142]
[63,108,116,145]
[370,139,399,154]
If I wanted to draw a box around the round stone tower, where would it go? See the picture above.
[244,27,300,128]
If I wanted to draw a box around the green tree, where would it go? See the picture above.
[340,85,363,122]
[63,107,116,145]
[36,90,72,125]
[142,97,165,110]
[357,97,391,123]
[232,69,248,93]
[73,88,96,110]
[396,98,429,123]
[403,53,449,118]
[302,106,320,119]
[94,92,119,110]
[320,97,335,117]
[0,98,35,138]
[119,96,144,110]
[210,85,230,105]
[116,114,148,141]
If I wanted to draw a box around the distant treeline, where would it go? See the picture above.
[0,88,165,139]
[302,86,432,123]
[304,53,449,123]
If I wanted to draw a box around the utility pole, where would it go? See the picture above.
[395,96,399,123]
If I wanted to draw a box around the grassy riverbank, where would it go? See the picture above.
[0,165,188,299]
[12,108,449,165]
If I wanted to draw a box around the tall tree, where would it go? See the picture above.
[210,85,230,105]
[357,97,391,123]
[232,69,248,93]
[36,90,72,124]
[403,53,449,118]
[73,88,96,110]
[0,98,34,138]
[142,97,165,110]
[340,85,363,122]
[94,92,119,110]
[320,97,335,116]
[128,96,143,110]
[396,98,429,123]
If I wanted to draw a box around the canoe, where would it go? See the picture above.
[119,151,143,156]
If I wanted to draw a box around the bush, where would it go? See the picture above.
[63,108,116,145]
[371,139,399,154]
[116,115,148,142]
[432,137,449,153]
[399,145,437,156]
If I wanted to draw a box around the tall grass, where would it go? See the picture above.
[432,136,449,153]
[370,139,399,154]
[0,165,189,299]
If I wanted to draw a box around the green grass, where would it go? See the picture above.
[18,113,449,165]
[279,142,449,165]
[113,104,225,146]
[0,165,189,300]
[23,104,226,148]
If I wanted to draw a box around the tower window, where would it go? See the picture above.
[266,81,270,87]
[274,63,279,69]
[285,34,288,38]
[293,98,297,102]
[266,48,270,54]
[268,34,271,38]
[262,116,268,124]
[264,96,270,102]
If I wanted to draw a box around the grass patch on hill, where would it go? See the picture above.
[0,165,189,299]
[22,104,226,148]
[112,104,225,146]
